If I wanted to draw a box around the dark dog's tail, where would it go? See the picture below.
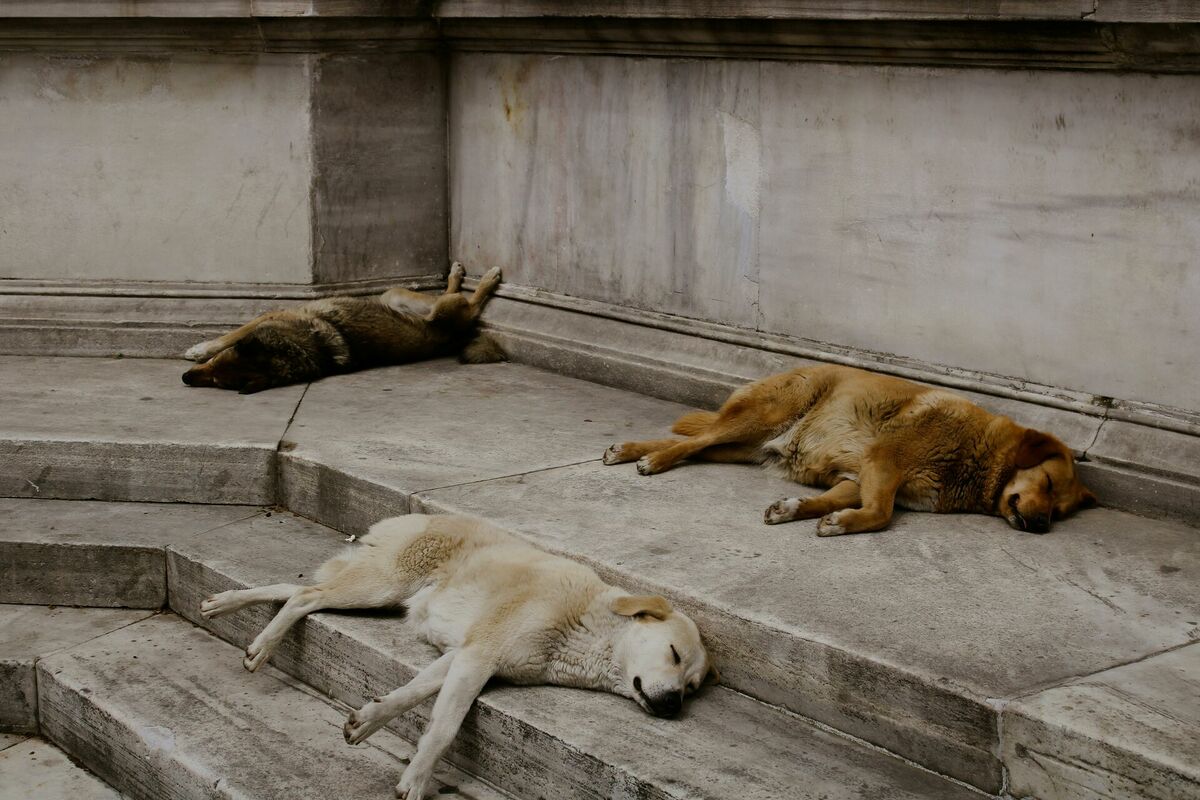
[671,410,718,436]
[459,332,507,364]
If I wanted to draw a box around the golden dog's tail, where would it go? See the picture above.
[672,410,718,436]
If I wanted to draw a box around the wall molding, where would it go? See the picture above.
[0,13,1198,72]
[0,274,446,301]
[474,280,1199,437]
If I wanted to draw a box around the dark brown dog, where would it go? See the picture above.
[604,364,1096,535]
[182,264,504,393]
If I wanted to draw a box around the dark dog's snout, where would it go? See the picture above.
[1026,516,1051,534]
[181,369,197,386]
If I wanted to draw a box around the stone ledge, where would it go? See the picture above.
[1,7,1199,71]
[0,605,152,734]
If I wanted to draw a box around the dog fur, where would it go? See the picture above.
[199,513,714,800]
[181,264,505,393]
[604,364,1097,535]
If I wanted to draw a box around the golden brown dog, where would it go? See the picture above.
[181,264,504,393]
[604,365,1096,535]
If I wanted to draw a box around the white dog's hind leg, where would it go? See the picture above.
[343,651,455,746]
[199,584,301,619]
[396,649,495,800]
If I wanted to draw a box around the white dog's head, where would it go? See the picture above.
[610,594,716,718]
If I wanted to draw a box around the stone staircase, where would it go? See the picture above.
[1,355,1197,800]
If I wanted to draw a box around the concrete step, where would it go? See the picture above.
[0,498,259,607]
[0,355,302,505]
[2,356,1199,796]
[0,735,121,800]
[1,603,153,733]
[165,508,978,800]
[35,613,513,800]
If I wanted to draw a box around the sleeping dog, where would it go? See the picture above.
[605,364,1096,535]
[181,263,504,393]
[199,513,714,800]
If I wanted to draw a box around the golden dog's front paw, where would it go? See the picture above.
[602,444,627,465]
[635,454,668,475]
[764,498,801,525]
[816,512,847,536]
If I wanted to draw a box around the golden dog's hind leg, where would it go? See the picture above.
[604,440,763,466]
[764,480,861,526]
[603,438,683,465]
[343,651,456,746]
[816,461,903,536]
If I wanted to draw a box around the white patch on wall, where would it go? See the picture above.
[720,110,762,216]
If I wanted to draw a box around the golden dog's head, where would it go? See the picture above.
[997,429,1096,533]
[610,594,716,718]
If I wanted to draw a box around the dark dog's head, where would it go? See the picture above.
[182,330,311,394]
[996,429,1097,533]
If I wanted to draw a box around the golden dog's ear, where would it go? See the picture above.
[1014,429,1063,469]
[611,595,673,620]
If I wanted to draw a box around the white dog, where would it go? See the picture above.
[200,514,715,800]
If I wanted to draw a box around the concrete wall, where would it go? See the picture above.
[0,53,314,284]
[450,53,1200,413]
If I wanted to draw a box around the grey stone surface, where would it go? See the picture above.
[1004,643,1200,800]
[0,604,151,733]
[416,457,1200,790]
[0,733,24,751]
[36,613,509,800]
[1089,418,1200,483]
[0,53,314,284]
[166,511,977,800]
[0,357,301,504]
[0,498,258,606]
[0,737,121,800]
[280,360,689,526]
[451,52,1200,414]
[311,53,446,283]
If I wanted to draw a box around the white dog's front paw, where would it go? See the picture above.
[449,262,465,280]
[199,590,239,619]
[816,512,847,537]
[242,641,270,673]
[395,766,432,800]
[343,698,388,745]
[184,340,217,362]
[602,444,626,465]
[481,266,502,283]
[764,498,800,525]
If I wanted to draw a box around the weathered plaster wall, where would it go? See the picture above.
[311,53,446,284]
[0,53,314,284]
[450,53,1200,413]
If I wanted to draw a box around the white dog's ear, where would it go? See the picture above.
[611,595,673,620]
[704,662,721,685]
